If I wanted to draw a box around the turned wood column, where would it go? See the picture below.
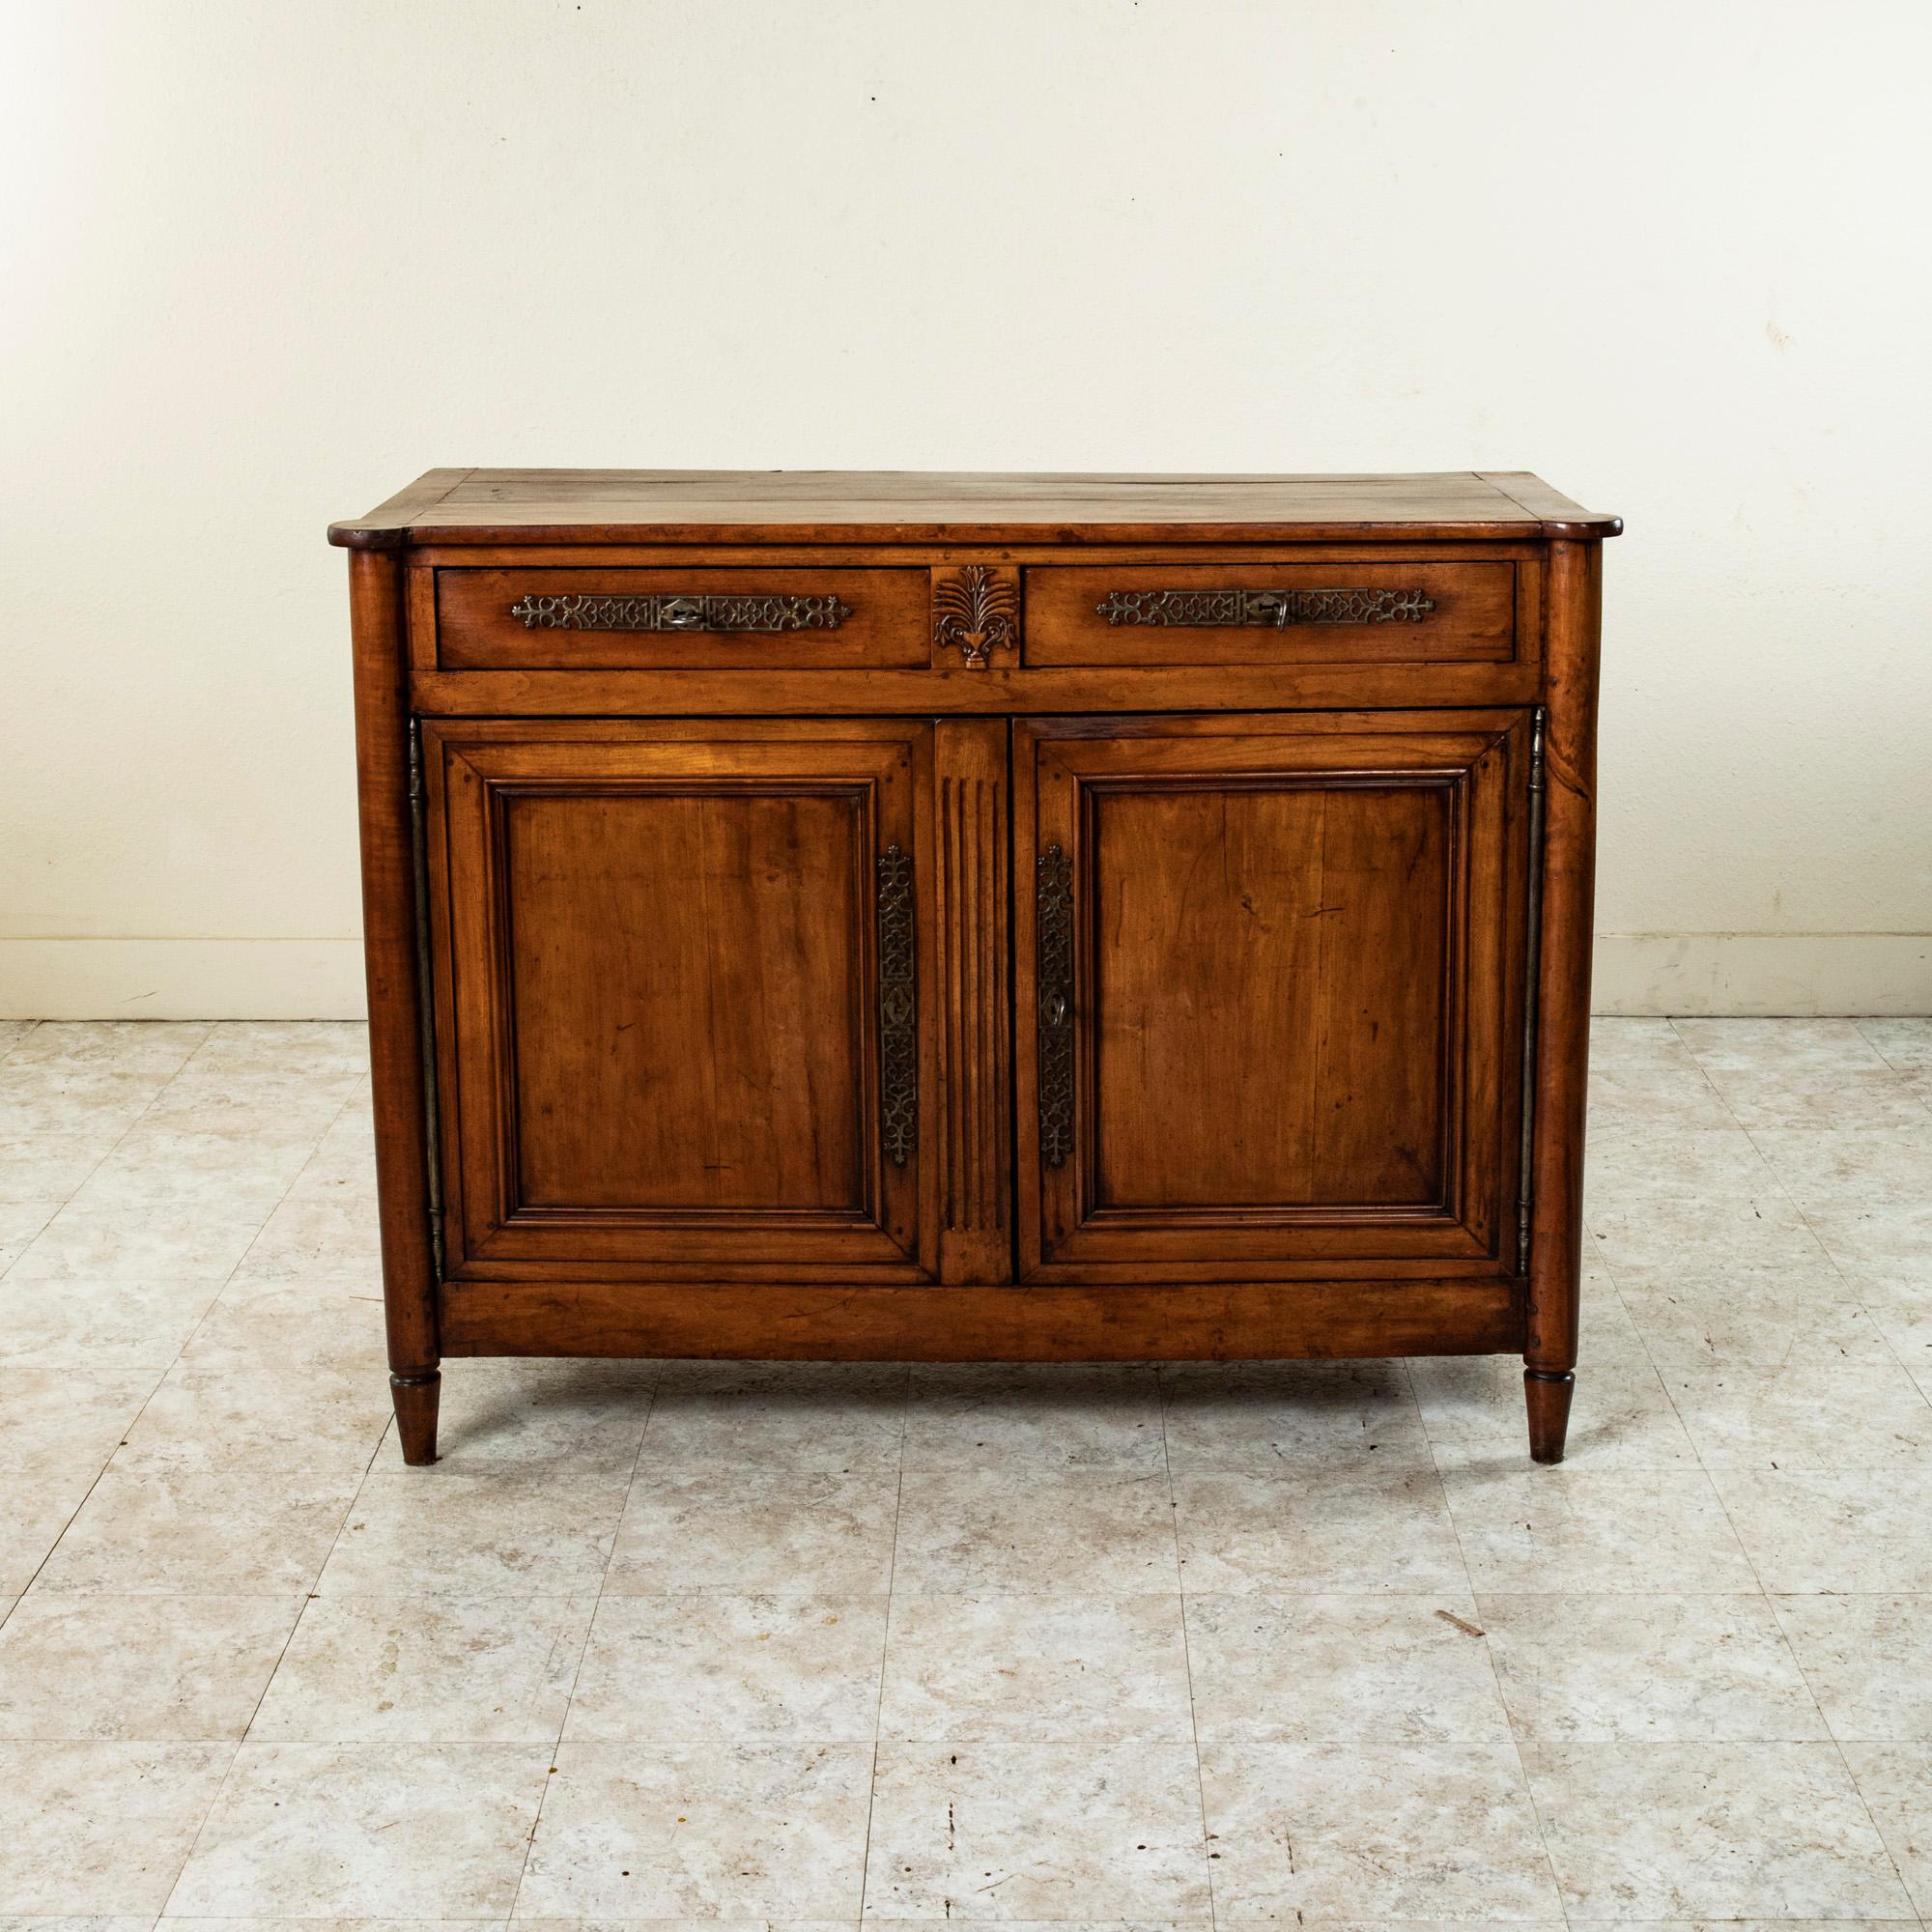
[1523,538,1604,1463]
[348,546,440,1464]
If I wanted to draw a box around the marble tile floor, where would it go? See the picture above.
[0,1015,1929,1925]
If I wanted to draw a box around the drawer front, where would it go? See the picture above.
[1024,560,1520,667]
[436,567,930,669]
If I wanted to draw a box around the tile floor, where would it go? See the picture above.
[0,1015,1929,1924]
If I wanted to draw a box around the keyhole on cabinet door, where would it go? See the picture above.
[1043,993,1068,1026]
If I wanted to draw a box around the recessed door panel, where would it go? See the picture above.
[1015,711,1530,1283]
[505,787,866,1212]
[1091,781,1449,1210]
[426,719,934,1280]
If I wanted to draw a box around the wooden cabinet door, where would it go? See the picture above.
[1014,711,1532,1283]
[425,719,935,1281]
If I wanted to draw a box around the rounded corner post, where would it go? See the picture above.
[1522,539,1602,1463]
[348,546,441,1455]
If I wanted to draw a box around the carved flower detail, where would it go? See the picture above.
[933,565,1019,668]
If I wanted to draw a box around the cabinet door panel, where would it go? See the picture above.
[505,787,866,1211]
[1015,711,1529,1282]
[1093,781,1448,1209]
[427,719,933,1279]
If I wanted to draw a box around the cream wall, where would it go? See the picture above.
[3,0,1928,1018]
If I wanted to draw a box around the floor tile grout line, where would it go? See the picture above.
[1591,1235,1741,1423]
[855,1363,912,1925]
[1670,1011,1932,1133]
[1423,1361,1575,1930]
[0,1197,65,1276]
[1156,1362,1222,1932]
[1579,1145,1671,1387]
[1854,1016,1932,1131]
[7,1020,1932,1916]
[131,1069,376,1447]
[1605,1242,1932,1483]
[1617,1250,1795,1605]
[1600,1213,1916,1405]
[1471,1616,1572,1923]
[500,1364,664,1922]
[21,1032,371,1921]
[1691,1409,1924,1919]
[1760,1587,1878,1755]
[1662,1013,1754,1130]
[1668,1014,1925,1389]
[179,1070,376,1350]
[144,1043,388,1917]
[0,1026,217,1615]
[154,1347,665,1907]
[1735,1117,1923,1385]
[225,1584,323,1750]
[3,1023,338,1605]
[1593,1026,1829,1386]
[0,1359,175,1602]
[1595,1246,1719,1472]
[1607,1310,1791,1587]
[1661,1283,1922,1918]
[1856,1015,1918,1071]
[148,1737,245,1921]
[0,1019,216,1286]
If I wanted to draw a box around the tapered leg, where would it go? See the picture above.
[390,1371,440,1465]
[1524,1367,1575,1463]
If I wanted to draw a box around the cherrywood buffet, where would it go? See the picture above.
[330,469,1618,1465]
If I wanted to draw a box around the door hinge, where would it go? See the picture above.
[406,718,445,1286]
[1515,706,1547,1277]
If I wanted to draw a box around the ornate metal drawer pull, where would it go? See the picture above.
[1095,586,1435,628]
[1036,842,1075,1170]
[876,843,918,1168]
[508,591,853,633]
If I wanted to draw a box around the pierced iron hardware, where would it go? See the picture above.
[1037,842,1075,1169]
[1516,707,1548,1276]
[406,719,444,1286]
[932,564,1019,668]
[877,842,918,1168]
[1094,586,1435,628]
[508,591,852,633]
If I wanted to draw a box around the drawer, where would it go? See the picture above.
[1023,560,1522,668]
[434,567,930,670]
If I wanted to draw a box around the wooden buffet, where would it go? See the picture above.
[329,469,1618,1464]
